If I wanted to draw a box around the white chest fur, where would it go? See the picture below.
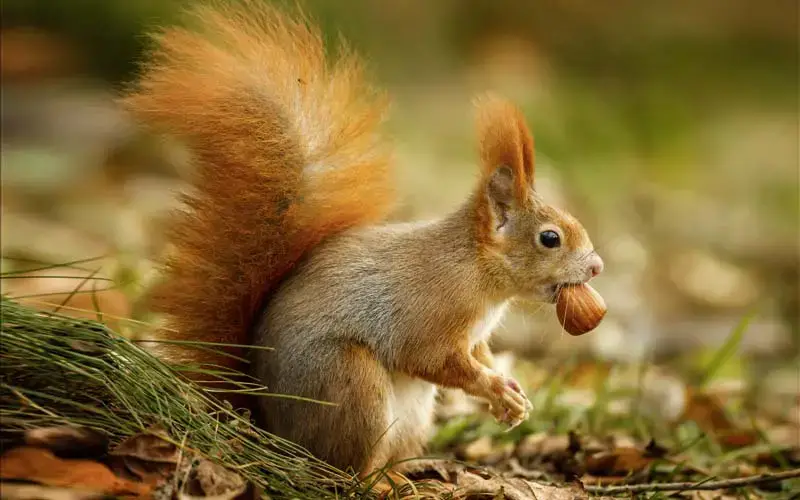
[469,300,510,345]
[385,373,437,451]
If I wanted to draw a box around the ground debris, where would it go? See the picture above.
[0,483,113,500]
[23,426,108,458]
[1,425,251,500]
[452,470,606,500]
[0,446,150,497]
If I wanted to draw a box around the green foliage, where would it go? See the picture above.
[696,310,757,388]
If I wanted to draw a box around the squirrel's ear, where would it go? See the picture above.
[474,94,535,204]
[486,165,515,231]
[487,165,515,206]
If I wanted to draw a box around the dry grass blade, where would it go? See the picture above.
[0,297,370,499]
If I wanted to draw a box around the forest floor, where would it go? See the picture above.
[1,294,798,500]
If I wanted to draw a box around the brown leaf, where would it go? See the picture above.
[682,391,733,432]
[0,447,150,497]
[109,455,176,486]
[108,427,183,488]
[503,458,547,481]
[681,389,758,448]
[584,447,654,477]
[24,426,107,458]
[178,459,248,500]
[401,458,466,483]
[109,426,179,464]
[717,430,759,448]
[453,470,605,500]
[515,432,583,480]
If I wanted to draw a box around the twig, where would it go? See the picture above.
[584,468,800,494]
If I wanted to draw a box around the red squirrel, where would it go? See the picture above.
[122,0,604,483]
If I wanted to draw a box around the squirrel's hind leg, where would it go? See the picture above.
[255,341,396,474]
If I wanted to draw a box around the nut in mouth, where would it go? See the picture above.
[549,280,588,303]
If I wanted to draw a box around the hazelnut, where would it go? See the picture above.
[555,283,607,336]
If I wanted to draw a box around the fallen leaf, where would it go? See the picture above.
[195,460,247,498]
[109,425,179,464]
[502,458,547,481]
[108,426,183,487]
[584,447,654,477]
[514,432,583,480]
[681,390,733,431]
[681,389,758,448]
[400,458,465,483]
[717,430,760,448]
[0,447,149,497]
[180,459,248,500]
[111,455,176,486]
[24,426,107,458]
[0,483,108,500]
[454,470,605,500]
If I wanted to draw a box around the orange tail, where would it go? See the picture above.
[121,0,395,372]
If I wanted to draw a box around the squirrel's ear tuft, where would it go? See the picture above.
[474,94,535,203]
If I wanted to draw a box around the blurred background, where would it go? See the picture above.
[2,0,798,398]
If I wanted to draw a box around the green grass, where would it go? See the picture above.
[0,297,376,499]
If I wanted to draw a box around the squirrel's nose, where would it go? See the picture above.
[588,253,604,278]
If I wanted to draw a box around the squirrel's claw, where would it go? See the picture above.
[487,375,532,428]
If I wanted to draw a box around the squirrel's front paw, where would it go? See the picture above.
[487,375,531,428]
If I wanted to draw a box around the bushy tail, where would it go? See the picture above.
[121,0,395,370]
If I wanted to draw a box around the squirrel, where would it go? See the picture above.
[122,0,604,484]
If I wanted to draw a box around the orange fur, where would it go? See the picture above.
[474,94,535,204]
[472,94,536,246]
[120,0,395,372]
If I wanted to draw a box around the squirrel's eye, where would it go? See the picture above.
[539,230,561,249]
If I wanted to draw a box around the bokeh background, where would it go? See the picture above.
[2,0,798,399]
